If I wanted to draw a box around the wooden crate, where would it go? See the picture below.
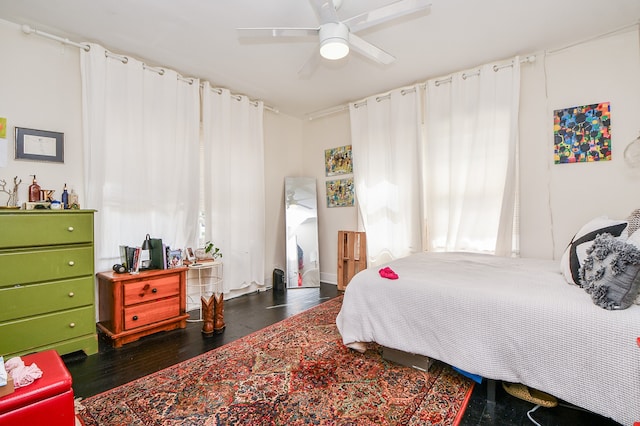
[337,231,367,291]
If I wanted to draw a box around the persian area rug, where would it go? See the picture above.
[77,296,474,425]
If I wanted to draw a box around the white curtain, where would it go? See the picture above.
[81,44,201,272]
[349,87,423,266]
[424,60,520,255]
[201,83,265,294]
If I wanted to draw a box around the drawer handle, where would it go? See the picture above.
[69,322,76,328]
[68,292,75,297]
[68,226,74,232]
[152,288,158,293]
[68,261,75,266]
[139,284,149,297]
[132,315,138,321]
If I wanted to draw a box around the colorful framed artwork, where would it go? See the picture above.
[554,102,611,164]
[325,145,353,176]
[326,178,354,208]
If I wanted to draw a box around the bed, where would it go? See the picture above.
[336,251,640,426]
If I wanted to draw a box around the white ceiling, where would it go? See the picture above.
[0,0,639,118]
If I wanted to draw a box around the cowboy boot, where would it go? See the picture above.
[201,295,215,336]
[213,293,225,333]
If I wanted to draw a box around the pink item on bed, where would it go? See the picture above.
[379,266,398,280]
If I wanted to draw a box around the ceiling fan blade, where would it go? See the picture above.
[348,33,395,65]
[343,0,431,33]
[298,48,321,79]
[237,27,319,38]
[309,0,339,24]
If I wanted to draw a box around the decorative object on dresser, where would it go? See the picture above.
[0,176,21,208]
[96,268,189,347]
[0,210,98,358]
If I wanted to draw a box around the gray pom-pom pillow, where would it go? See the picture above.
[579,233,640,310]
[560,217,628,285]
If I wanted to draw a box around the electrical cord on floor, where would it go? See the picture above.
[527,401,592,425]
[527,404,542,426]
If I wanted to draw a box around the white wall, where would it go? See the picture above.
[519,28,640,260]
[265,110,358,286]
[0,19,84,206]
[263,111,304,284]
[302,111,358,284]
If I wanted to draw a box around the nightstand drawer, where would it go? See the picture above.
[0,277,94,322]
[123,275,180,306]
[0,306,96,355]
[123,297,180,330]
[0,212,93,249]
[0,246,94,286]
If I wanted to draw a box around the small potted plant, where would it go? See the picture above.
[204,241,222,261]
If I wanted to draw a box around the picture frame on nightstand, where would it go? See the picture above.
[168,249,183,268]
[186,247,195,262]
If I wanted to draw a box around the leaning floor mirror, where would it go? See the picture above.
[285,177,320,288]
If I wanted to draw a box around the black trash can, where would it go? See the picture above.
[273,268,285,293]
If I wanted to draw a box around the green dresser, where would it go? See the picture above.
[0,210,98,358]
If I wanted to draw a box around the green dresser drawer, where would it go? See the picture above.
[0,277,94,322]
[0,306,95,356]
[0,211,94,249]
[0,246,94,286]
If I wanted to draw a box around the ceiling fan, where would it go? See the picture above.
[237,0,431,77]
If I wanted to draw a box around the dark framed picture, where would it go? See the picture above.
[15,127,64,163]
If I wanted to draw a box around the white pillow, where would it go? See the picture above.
[560,216,628,285]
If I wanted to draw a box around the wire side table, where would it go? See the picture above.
[185,261,223,322]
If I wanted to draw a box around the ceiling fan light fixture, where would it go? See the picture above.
[320,39,349,60]
[319,22,349,60]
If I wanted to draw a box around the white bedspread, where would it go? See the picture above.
[336,252,640,426]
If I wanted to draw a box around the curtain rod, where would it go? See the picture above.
[307,55,536,120]
[433,55,536,86]
[22,24,90,51]
[206,86,278,113]
[21,24,278,114]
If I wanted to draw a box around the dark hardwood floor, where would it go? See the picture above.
[63,283,620,425]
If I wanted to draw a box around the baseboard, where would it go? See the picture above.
[320,272,337,285]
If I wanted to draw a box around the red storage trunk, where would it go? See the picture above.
[0,349,75,426]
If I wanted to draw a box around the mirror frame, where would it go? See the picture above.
[284,177,320,288]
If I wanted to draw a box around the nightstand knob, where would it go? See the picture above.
[132,315,138,321]
[67,226,74,232]
[152,288,158,293]
[68,261,75,266]
[69,322,76,328]
[68,292,75,297]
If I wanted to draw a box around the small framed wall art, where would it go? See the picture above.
[326,177,354,208]
[325,145,353,176]
[15,127,64,163]
[553,102,611,164]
